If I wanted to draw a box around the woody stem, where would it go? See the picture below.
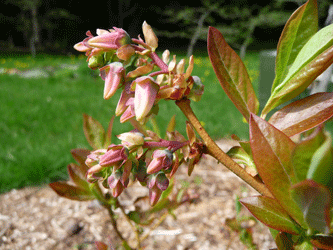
[176,98,272,197]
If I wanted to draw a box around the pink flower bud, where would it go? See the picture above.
[87,27,131,50]
[147,172,169,206]
[132,76,159,122]
[146,149,173,174]
[99,62,125,100]
[99,145,128,167]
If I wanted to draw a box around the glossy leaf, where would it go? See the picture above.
[262,23,333,116]
[83,113,106,150]
[292,127,326,182]
[291,179,331,234]
[307,131,333,189]
[208,26,259,121]
[240,196,300,234]
[249,113,306,227]
[269,92,333,137]
[49,182,95,201]
[272,0,318,92]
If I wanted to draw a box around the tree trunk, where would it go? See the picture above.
[187,11,210,57]
[30,5,39,57]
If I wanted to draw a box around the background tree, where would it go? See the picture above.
[158,0,331,58]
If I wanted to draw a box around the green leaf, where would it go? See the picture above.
[272,0,318,92]
[291,180,331,234]
[240,196,301,234]
[307,131,333,189]
[49,182,95,201]
[70,148,90,176]
[83,113,106,150]
[208,26,259,121]
[262,23,333,116]
[249,113,306,227]
[268,92,333,137]
[292,128,326,183]
[227,146,257,176]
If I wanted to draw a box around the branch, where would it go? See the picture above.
[176,99,272,197]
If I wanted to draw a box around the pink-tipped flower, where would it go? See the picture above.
[147,149,173,174]
[132,76,159,122]
[88,27,131,50]
[99,144,129,168]
[99,62,125,100]
[147,172,169,206]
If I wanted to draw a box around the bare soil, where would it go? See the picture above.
[0,140,276,250]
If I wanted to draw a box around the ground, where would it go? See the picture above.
[0,140,276,250]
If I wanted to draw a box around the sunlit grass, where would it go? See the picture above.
[0,52,259,193]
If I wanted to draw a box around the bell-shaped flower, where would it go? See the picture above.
[146,149,173,174]
[132,76,159,122]
[87,27,131,50]
[147,172,169,206]
[99,62,125,100]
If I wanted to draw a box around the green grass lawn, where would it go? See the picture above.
[0,51,260,193]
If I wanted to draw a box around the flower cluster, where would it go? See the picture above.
[84,127,204,206]
[74,21,204,125]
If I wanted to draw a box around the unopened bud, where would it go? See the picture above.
[142,21,158,50]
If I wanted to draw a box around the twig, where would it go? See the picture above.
[140,210,169,243]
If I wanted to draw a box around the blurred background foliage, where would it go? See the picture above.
[1,0,332,57]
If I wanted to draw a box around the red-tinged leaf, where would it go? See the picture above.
[262,23,333,116]
[70,148,90,175]
[269,92,333,137]
[240,196,301,234]
[274,231,294,250]
[208,26,259,121]
[70,148,90,166]
[292,127,326,182]
[291,179,331,234]
[67,163,89,190]
[273,0,318,92]
[104,116,114,148]
[83,113,106,150]
[95,241,109,250]
[49,182,95,201]
[311,236,333,249]
[249,114,306,227]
